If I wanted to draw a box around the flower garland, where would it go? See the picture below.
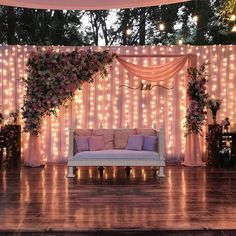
[184,63,209,136]
[22,48,115,135]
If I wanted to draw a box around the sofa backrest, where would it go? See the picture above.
[73,128,158,154]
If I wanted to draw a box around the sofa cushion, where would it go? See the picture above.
[143,135,158,152]
[126,135,143,151]
[88,136,105,151]
[136,128,157,136]
[73,129,92,154]
[75,136,90,152]
[72,149,160,160]
[114,129,136,149]
[93,129,114,149]
[74,129,92,136]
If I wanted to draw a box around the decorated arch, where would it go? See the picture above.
[23,47,202,167]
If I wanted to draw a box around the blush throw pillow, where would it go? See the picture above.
[75,136,90,152]
[143,135,158,151]
[126,135,143,151]
[89,136,105,151]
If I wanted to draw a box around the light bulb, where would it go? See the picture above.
[229,14,236,21]
[192,15,198,23]
[231,25,236,32]
[159,23,165,31]
[178,39,184,45]
[126,29,132,36]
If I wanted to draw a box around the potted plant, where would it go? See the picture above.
[207,98,222,124]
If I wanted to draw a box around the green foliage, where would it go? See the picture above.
[0,1,236,46]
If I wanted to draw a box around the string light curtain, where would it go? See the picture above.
[0,0,190,10]
[0,45,235,164]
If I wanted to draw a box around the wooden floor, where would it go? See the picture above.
[0,164,236,236]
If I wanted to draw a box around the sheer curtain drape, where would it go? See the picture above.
[0,45,235,165]
[116,54,202,166]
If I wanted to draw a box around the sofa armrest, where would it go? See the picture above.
[158,127,165,161]
[68,126,74,160]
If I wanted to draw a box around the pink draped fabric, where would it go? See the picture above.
[24,134,45,167]
[0,0,190,10]
[183,134,205,166]
[182,54,205,166]
[116,56,189,81]
[117,54,204,166]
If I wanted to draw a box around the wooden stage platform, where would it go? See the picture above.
[0,164,236,236]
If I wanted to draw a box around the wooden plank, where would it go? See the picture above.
[0,165,236,235]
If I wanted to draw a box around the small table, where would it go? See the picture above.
[207,124,222,167]
[0,125,21,167]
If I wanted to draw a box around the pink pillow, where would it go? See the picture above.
[75,136,89,152]
[143,135,158,151]
[126,135,143,151]
[88,136,105,151]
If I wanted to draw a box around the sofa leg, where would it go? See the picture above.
[158,166,165,177]
[151,167,157,178]
[67,166,75,178]
[125,166,132,177]
[98,166,104,177]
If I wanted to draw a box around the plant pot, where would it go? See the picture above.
[212,111,217,124]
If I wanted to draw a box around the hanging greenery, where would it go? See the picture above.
[184,62,209,136]
[22,48,115,135]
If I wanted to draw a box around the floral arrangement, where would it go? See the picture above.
[22,48,115,135]
[207,99,221,113]
[207,98,222,123]
[184,63,209,136]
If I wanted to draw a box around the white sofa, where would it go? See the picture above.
[67,128,165,178]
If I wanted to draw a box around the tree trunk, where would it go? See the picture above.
[90,12,99,46]
[6,7,16,44]
[98,12,109,46]
[139,8,146,45]
[121,9,130,45]
[195,0,210,45]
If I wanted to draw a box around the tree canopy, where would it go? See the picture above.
[0,0,235,46]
